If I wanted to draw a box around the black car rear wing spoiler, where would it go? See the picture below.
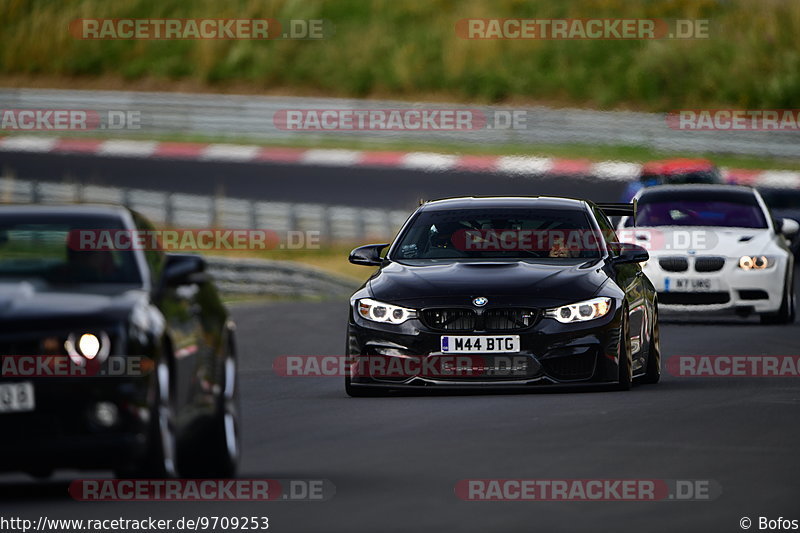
[597,200,637,225]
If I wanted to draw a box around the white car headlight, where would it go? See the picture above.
[357,298,417,324]
[545,297,613,324]
[738,255,775,270]
[65,331,111,365]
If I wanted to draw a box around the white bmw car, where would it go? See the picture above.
[618,185,798,324]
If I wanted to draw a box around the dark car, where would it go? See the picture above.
[758,187,800,257]
[345,196,659,395]
[621,158,722,202]
[0,205,239,479]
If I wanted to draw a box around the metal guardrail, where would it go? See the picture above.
[205,256,359,298]
[1,88,798,158]
[0,176,409,244]
[0,175,387,297]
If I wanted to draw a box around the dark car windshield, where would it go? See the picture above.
[641,170,721,185]
[391,207,603,260]
[0,216,142,285]
[634,193,768,229]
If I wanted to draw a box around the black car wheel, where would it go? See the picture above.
[616,313,633,391]
[212,345,241,477]
[761,271,795,325]
[640,307,661,384]
[182,340,240,478]
[117,355,177,478]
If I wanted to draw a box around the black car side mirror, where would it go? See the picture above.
[163,253,208,286]
[349,244,389,266]
[609,242,649,265]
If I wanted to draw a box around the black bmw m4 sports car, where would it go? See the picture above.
[0,205,239,478]
[345,196,660,395]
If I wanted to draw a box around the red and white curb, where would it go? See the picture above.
[0,135,798,188]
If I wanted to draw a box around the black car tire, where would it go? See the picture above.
[760,270,795,325]
[640,308,661,384]
[117,354,177,478]
[181,340,240,478]
[616,313,633,391]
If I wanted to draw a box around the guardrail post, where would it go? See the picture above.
[355,209,366,243]
[31,181,40,204]
[322,206,333,246]
[165,193,174,226]
[288,204,299,233]
[75,180,85,203]
[248,200,258,229]
[383,211,395,242]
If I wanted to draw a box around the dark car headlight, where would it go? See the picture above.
[357,298,417,325]
[545,297,612,324]
[65,331,111,366]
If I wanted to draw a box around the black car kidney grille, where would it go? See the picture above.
[483,308,539,331]
[421,308,538,332]
[659,257,689,272]
[420,309,476,331]
[694,256,725,272]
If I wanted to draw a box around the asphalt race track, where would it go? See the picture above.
[0,151,627,208]
[0,298,799,532]
[0,152,798,532]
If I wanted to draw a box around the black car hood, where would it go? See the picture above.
[368,259,609,307]
[0,281,147,327]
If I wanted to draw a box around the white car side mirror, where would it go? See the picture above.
[780,218,799,237]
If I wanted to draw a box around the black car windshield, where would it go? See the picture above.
[0,216,142,285]
[634,195,768,229]
[391,207,603,260]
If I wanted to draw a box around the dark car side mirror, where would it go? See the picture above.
[609,242,649,265]
[349,244,389,266]
[163,253,208,286]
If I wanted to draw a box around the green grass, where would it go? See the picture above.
[198,245,374,282]
[1,0,799,112]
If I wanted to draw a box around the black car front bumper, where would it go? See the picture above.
[347,303,625,390]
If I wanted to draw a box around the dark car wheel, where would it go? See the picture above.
[640,308,661,384]
[616,313,633,391]
[117,355,177,478]
[761,271,795,325]
[182,342,240,478]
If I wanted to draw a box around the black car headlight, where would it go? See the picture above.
[545,297,612,324]
[65,331,111,366]
[738,255,775,270]
[357,298,416,325]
